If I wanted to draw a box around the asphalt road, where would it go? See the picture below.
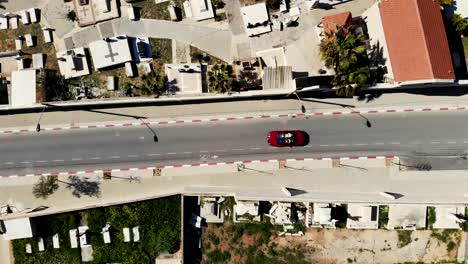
[1,111,468,176]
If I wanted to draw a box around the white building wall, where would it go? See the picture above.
[363,3,395,82]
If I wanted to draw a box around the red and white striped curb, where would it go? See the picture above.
[1,156,394,178]
[0,105,463,134]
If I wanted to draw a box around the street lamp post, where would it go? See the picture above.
[290,91,306,113]
[36,105,46,132]
[345,106,371,128]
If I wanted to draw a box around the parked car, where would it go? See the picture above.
[267,130,309,147]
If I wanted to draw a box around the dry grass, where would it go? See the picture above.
[239,0,264,7]
[201,221,306,263]
[132,0,186,21]
[150,38,172,64]
[133,0,170,20]
[0,23,59,71]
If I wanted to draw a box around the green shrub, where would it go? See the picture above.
[397,230,413,248]
[208,232,220,245]
[207,249,231,263]
[431,229,457,243]
[378,206,389,229]
[293,221,306,233]
[87,195,181,263]
[427,207,436,229]
[66,11,76,22]
[12,213,81,264]
[266,0,281,10]
[447,241,456,252]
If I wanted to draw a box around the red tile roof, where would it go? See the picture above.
[379,0,455,82]
[322,11,353,35]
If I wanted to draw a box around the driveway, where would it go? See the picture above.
[0,0,47,14]
[68,17,233,62]
[41,0,75,38]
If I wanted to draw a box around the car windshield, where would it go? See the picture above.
[277,132,296,144]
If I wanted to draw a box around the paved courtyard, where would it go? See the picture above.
[246,0,378,74]
[0,0,47,13]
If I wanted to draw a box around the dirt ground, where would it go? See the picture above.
[276,228,463,264]
[202,220,465,264]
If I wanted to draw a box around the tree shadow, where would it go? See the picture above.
[356,92,382,103]
[66,175,101,198]
[311,1,334,10]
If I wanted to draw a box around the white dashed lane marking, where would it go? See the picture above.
[3,139,468,167]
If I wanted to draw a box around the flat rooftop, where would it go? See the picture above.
[74,0,119,27]
[57,47,90,79]
[187,0,215,21]
[387,204,427,230]
[2,217,33,240]
[346,203,378,229]
[89,36,133,70]
[165,63,205,95]
[432,205,465,229]
[10,69,36,107]
[241,3,271,37]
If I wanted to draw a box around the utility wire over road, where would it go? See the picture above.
[0,111,468,176]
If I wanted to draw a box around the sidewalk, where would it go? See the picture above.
[0,237,12,264]
[2,156,468,222]
[1,93,468,131]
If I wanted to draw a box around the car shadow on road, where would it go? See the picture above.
[302,131,310,146]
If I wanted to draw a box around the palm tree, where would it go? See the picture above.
[207,64,233,94]
[320,25,369,97]
[32,176,59,199]
[452,13,468,34]
[439,0,453,6]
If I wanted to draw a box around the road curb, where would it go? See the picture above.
[0,106,464,135]
[1,155,394,178]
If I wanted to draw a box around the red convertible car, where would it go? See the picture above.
[267,130,309,147]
